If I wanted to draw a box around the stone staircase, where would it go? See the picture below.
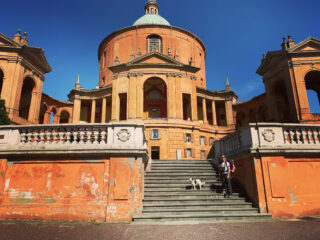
[133,160,272,222]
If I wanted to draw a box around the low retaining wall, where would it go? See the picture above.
[0,123,148,222]
[215,123,320,218]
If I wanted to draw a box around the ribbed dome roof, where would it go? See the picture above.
[133,14,170,26]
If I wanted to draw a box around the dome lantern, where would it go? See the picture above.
[133,0,170,26]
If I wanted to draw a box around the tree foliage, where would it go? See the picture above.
[0,99,11,125]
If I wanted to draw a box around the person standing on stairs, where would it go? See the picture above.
[220,154,232,198]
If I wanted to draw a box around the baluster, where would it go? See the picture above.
[72,129,79,144]
[93,128,99,144]
[289,129,294,144]
[101,128,107,144]
[65,128,71,144]
[87,128,93,144]
[315,129,320,143]
[79,128,85,144]
[283,129,288,144]
[52,129,58,144]
[305,128,311,144]
[58,128,65,144]
[39,129,45,145]
[20,130,26,145]
[46,128,52,144]
[27,131,33,145]
[301,128,306,144]
[311,129,316,144]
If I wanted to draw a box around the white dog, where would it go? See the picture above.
[189,178,206,190]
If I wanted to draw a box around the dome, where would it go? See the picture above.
[133,14,170,26]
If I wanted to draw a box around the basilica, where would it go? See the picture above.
[0,0,320,222]
[0,0,238,160]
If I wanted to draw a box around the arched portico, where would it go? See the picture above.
[18,77,37,121]
[305,71,320,113]
[143,77,167,119]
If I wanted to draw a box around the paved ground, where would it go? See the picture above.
[0,218,320,240]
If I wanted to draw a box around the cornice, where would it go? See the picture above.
[111,70,197,80]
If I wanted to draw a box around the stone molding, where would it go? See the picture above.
[112,70,196,80]
[0,123,148,160]
[215,123,320,158]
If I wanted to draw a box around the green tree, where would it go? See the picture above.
[0,99,11,125]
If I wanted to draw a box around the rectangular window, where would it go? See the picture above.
[186,133,191,143]
[152,129,159,139]
[200,136,205,145]
[186,148,192,158]
[201,150,206,159]
[103,51,106,67]
[210,137,214,145]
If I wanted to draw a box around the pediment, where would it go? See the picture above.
[0,33,21,48]
[109,51,200,73]
[288,37,320,53]
[127,52,183,66]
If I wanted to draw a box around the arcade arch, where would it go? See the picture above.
[305,71,320,113]
[19,77,36,120]
[144,77,167,119]
[59,110,70,124]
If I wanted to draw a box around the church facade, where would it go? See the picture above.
[0,0,237,160]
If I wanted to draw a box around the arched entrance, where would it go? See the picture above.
[144,78,167,119]
[0,69,4,98]
[19,77,36,120]
[305,71,320,113]
[59,110,70,124]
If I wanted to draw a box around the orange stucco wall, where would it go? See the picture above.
[0,157,145,222]
[233,154,320,218]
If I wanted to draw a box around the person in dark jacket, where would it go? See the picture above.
[219,154,232,198]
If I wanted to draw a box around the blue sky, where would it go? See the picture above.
[1,0,319,108]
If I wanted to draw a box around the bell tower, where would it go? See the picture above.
[145,0,159,15]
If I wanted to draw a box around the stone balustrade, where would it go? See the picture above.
[215,123,320,157]
[0,123,148,157]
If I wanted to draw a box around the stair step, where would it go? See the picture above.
[143,202,253,208]
[133,213,272,222]
[142,208,259,214]
[146,173,218,177]
[144,192,243,197]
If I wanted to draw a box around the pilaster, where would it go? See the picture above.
[91,99,96,123]
[72,96,81,123]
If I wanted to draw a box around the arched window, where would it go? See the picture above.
[147,35,162,53]
[19,77,36,120]
[0,69,4,98]
[144,78,167,119]
[305,71,320,113]
[59,110,70,124]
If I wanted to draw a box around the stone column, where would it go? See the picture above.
[191,77,198,121]
[101,97,107,123]
[175,75,183,119]
[167,74,176,118]
[72,96,81,123]
[202,98,208,124]
[91,99,96,123]
[128,74,137,119]
[111,76,118,121]
[212,100,217,125]
[136,74,143,119]
[27,91,38,123]
[225,100,233,125]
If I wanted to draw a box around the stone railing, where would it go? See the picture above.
[215,123,320,157]
[0,123,148,157]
